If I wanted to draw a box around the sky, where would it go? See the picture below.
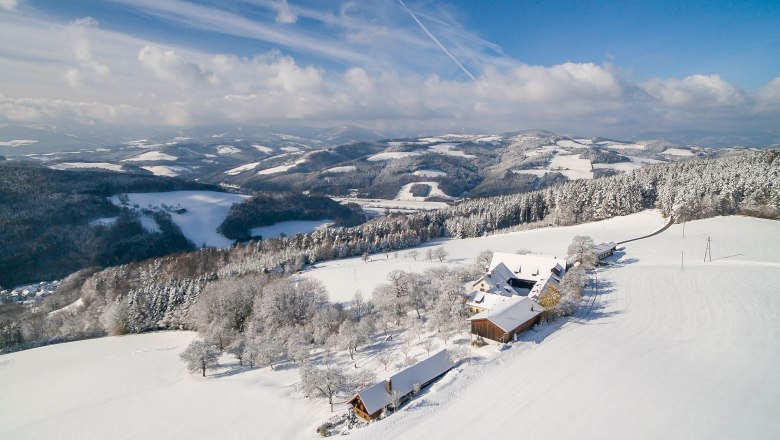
[0,0,779,145]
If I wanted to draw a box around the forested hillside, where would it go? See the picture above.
[0,162,217,287]
[1,151,777,353]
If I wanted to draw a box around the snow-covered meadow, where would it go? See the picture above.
[2,212,778,440]
[109,191,249,247]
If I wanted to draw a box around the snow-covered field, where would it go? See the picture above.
[427,143,476,158]
[224,162,260,175]
[412,169,446,177]
[395,182,455,201]
[2,212,778,440]
[662,148,695,156]
[326,165,357,173]
[109,191,249,247]
[124,151,178,162]
[250,219,333,239]
[50,162,125,172]
[0,331,333,440]
[556,139,587,149]
[333,198,450,216]
[351,214,780,440]
[141,165,189,177]
[549,153,593,179]
[257,158,306,175]
[368,151,421,161]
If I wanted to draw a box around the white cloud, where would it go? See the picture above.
[642,74,747,108]
[0,0,17,12]
[273,0,297,24]
[138,45,212,86]
[63,17,112,90]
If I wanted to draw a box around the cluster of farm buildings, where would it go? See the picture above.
[349,243,616,421]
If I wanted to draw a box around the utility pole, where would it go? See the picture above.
[704,237,712,263]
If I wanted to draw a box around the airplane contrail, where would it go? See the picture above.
[398,0,476,81]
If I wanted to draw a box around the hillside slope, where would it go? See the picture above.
[354,216,780,440]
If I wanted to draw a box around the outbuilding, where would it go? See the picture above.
[348,350,455,421]
[468,296,544,344]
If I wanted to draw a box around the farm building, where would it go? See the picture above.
[467,253,565,313]
[348,350,455,421]
[593,242,617,260]
[468,296,544,344]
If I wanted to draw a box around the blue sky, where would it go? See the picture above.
[0,0,778,144]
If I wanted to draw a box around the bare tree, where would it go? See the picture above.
[567,235,597,269]
[432,247,449,262]
[422,339,437,356]
[180,340,220,377]
[408,250,419,261]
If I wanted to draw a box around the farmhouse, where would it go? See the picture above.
[348,350,455,421]
[468,296,544,343]
[467,253,566,314]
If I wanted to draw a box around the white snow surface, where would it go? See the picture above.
[224,162,260,175]
[252,144,273,153]
[250,219,333,239]
[549,153,594,180]
[141,165,189,177]
[50,162,125,172]
[216,145,241,155]
[427,143,476,158]
[662,148,695,156]
[395,182,454,201]
[2,212,778,440]
[347,213,780,440]
[555,139,586,149]
[109,191,248,247]
[412,169,446,177]
[0,331,333,440]
[602,142,646,150]
[367,151,421,161]
[124,151,178,162]
[325,165,356,173]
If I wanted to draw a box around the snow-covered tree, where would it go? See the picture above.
[180,340,220,377]
[432,247,449,262]
[300,363,374,412]
[567,235,597,269]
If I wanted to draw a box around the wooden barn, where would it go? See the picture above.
[468,296,544,344]
[348,350,455,421]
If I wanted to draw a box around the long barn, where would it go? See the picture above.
[468,296,544,343]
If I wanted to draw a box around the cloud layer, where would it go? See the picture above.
[0,2,778,145]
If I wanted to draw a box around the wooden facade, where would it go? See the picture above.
[470,315,541,344]
[349,395,382,421]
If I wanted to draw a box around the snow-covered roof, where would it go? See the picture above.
[466,290,515,310]
[489,252,566,283]
[528,273,559,300]
[468,296,545,333]
[352,350,455,415]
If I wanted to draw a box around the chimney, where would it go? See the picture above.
[385,378,392,393]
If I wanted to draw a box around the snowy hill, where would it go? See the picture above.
[2,212,778,439]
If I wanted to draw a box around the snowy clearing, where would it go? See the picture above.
[89,217,118,227]
[351,214,780,440]
[412,169,447,177]
[662,148,695,156]
[601,142,646,150]
[216,145,241,155]
[252,144,273,153]
[49,162,125,172]
[395,182,455,201]
[367,151,421,161]
[124,151,178,162]
[574,138,594,144]
[141,165,189,177]
[280,146,301,152]
[109,191,249,247]
[257,158,306,175]
[511,169,549,177]
[556,139,586,149]
[549,154,593,180]
[325,165,357,173]
[250,220,333,239]
[225,162,261,175]
[333,198,450,217]
[427,143,476,158]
